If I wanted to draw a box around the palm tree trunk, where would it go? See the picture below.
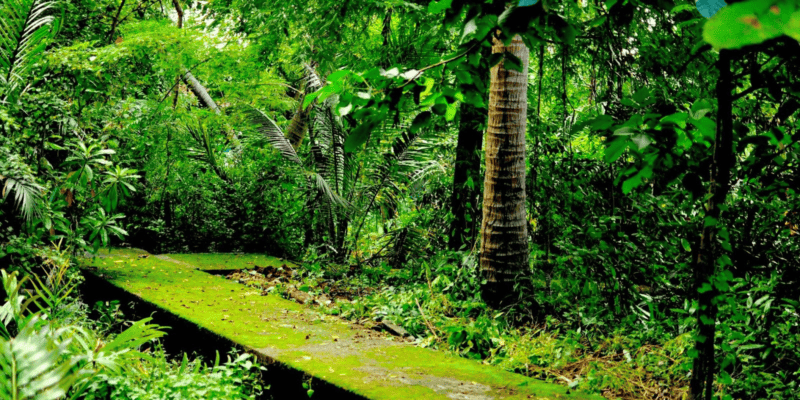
[182,70,220,114]
[480,35,530,308]
[286,95,310,150]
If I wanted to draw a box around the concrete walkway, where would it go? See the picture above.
[83,248,603,400]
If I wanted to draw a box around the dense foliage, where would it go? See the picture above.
[2,0,799,399]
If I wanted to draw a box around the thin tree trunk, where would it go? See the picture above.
[107,0,128,42]
[689,49,735,400]
[480,35,530,308]
[172,0,183,28]
[449,100,486,251]
[382,8,392,46]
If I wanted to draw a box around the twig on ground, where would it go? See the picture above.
[414,297,440,342]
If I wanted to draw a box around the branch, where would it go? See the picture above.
[399,44,478,88]
[107,0,128,42]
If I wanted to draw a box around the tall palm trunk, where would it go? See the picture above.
[480,35,530,308]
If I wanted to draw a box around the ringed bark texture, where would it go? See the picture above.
[182,71,220,114]
[480,36,530,308]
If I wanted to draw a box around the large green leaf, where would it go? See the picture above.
[703,0,800,49]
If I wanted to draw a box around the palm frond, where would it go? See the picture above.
[303,63,323,92]
[0,0,59,100]
[185,124,230,183]
[0,150,43,220]
[244,106,302,165]
[310,171,349,207]
[312,100,348,195]
[243,105,350,208]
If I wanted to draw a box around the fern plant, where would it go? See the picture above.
[2,268,168,399]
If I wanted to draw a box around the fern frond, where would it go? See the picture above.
[0,317,79,400]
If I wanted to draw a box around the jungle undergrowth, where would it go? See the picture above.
[227,249,694,400]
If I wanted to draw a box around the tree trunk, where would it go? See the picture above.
[382,8,392,46]
[172,0,184,28]
[449,101,485,251]
[286,98,310,150]
[182,71,220,114]
[689,49,735,400]
[480,35,530,308]
[286,64,321,150]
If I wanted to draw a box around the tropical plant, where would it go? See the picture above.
[0,148,44,220]
[0,0,60,102]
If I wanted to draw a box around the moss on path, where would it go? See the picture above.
[83,249,604,400]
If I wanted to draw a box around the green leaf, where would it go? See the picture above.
[410,111,432,133]
[681,238,692,252]
[327,70,351,83]
[445,102,458,122]
[461,18,478,42]
[604,138,628,163]
[591,115,615,130]
[690,117,716,139]
[428,0,452,14]
[786,9,800,41]
[702,0,786,49]
[690,99,713,120]
[660,112,688,129]
[632,87,651,104]
[738,343,765,351]
[622,175,641,194]
[344,123,372,153]
[503,53,523,73]
[631,134,652,150]
[431,103,447,116]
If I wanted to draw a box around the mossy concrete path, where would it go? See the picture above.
[82,249,603,400]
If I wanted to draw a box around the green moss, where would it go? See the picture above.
[81,249,603,400]
[166,253,296,271]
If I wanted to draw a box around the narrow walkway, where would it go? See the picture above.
[82,248,602,400]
